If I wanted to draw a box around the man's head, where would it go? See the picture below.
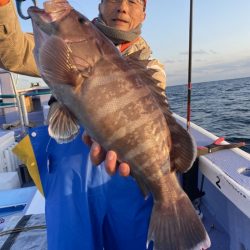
[99,0,146,31]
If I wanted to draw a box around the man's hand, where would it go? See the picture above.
[82,132,130,176]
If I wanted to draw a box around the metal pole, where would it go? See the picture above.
[19,94,29,126]
[9,73,26,133]
[187,0,193,131]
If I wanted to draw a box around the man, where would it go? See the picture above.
[0,0,166,249]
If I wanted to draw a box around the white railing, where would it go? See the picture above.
[0,131,20,173]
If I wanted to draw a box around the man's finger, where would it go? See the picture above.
[82,132,93,147]
[105,151,117,175]
[90,142,106,166]
[118,163,130,177]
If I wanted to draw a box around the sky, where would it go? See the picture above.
[18,0,250,86]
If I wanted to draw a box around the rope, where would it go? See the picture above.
[0,225,47,237]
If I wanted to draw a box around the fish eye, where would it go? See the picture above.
[78,17,85,24]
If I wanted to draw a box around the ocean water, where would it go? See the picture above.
[167,77,250,153]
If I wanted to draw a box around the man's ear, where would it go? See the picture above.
[140,12,146,24]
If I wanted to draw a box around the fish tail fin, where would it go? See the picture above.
[47,102,80,144]
[148,175,211,250]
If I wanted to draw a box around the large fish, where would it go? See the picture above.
[28,1,211,249]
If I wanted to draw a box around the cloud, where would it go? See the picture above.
[164,59,176,64]
[164,59,185,64]
[179,49,218,56]
[209,50,217,54]
[194,59,207,62]
[164,55,250,86]
[194,57,250,74]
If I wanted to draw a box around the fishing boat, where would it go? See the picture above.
[0,69,250,249]
[0,1,249,249]
[0,70,47,249]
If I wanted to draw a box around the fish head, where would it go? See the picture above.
[28,0,107,89]
[28,1,94,41]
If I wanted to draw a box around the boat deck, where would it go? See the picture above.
[175,114,250,250]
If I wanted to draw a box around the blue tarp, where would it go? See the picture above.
[29,126,153,250]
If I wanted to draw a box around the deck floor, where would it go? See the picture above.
[202,204,230,250]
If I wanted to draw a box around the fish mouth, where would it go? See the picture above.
[28,1,72,24]
[28,6,53,24]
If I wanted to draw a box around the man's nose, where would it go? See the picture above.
[116,0,129,13]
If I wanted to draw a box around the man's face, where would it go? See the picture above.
[99,0,146,31]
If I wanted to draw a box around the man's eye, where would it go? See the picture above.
[128,0,137,4]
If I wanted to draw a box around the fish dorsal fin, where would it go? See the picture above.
[125,52,196,172]
[39,36,90,87]
[47,102,80,144]
[125,50,171,112]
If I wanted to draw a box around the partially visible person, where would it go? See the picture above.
[0,0,167,249]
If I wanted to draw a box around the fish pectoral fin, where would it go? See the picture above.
[39,36,86,87]
[71,55,93,78]
[47,102,80,144]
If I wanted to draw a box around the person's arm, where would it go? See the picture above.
[0,0,39,76]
